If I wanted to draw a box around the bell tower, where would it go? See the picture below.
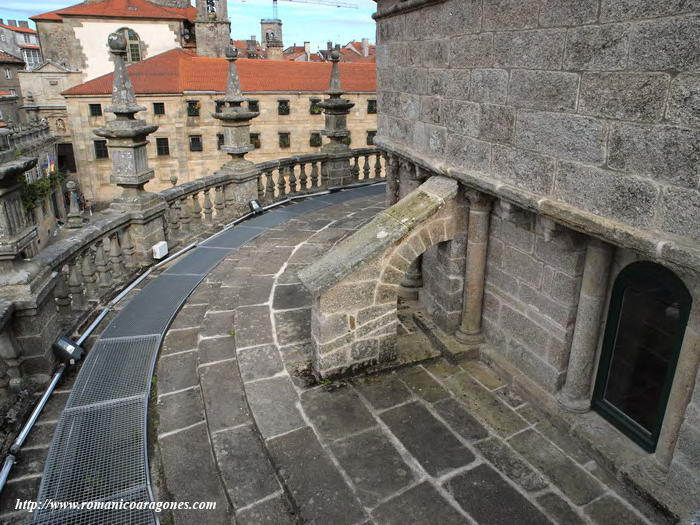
[195,0,231,58]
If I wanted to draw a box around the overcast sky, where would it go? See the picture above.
[0,0,377,52]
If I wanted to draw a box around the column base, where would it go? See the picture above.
[454,329,484,346]
[556,391,591,413]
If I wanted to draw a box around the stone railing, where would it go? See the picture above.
[0,122,53,165]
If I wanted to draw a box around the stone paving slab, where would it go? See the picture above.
[380,401,475,477]
[245,376,305,438]
[199,360,250,432]
[446,463,553,525]
[301,386,377,441]
[267,426,368,524]
[351,372,413,411]
[371,481,466,525]
[237,344,284,382]
[235,493,297,525]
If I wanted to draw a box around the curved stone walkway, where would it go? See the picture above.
[152,194,670,525]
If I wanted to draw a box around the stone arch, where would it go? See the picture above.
[300,176,463,379]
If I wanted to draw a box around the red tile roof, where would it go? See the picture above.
[0,23,37,34]
[0,51,24,64]
[32,0,196,22]
[0,91,11,95]
[63,48,376,95]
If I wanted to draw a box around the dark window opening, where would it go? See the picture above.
[189,135,203,152]
[89,104,102,117]
[217,133,224,150]
[250,133,261,149]
[278,132,290,148]
[341,132,351,146]
[278,99,290,116]
[309,132,322,148]
[249,100,259,113]
[215,100,225,113]
[153,102,165,115]
[592,261,692,452]
[156,137,170,156]
[367,130,377,146]
[94,140,108,159]
[368,99,377,114]
[187,100,200,117]
[309,98,322,115]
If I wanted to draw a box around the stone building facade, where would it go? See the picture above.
[62,49,378,202]
[0,20,42,69]
[301,0,700,519]
[0,52,25,113]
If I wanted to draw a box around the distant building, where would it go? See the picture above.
[260,18,284,60]
[318,39,375,62]
[0,51,25,119]
[232,37,266,59]
[61,48,378,203]
[0,20,42,68]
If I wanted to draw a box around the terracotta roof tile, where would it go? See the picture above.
[63,48,376,95]
[0,23,37,34]
[32,0,195,22]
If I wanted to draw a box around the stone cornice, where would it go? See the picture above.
[375,136,700,275]
[372,0,450,20]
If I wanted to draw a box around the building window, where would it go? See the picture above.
[367,130,376,146]
[249,100,259,113]
[250,133,261,149]
[89,104,102,117]
[118,28,142,62]
[156,137,170,156]
[215,100,225,113]
[21,48,41,68]
[278,132,290,148]
[187,100,200,117]
[309,132,322,147]
[3,68,10,80]
[309,98,322,115]
[592,262,692,452]
[153,102,165,115]
[217,133,224,150]
[23,34,31,44]
[368,99,377,114]
[9,89,16,96]
[189,135,203,152]
[278,100,290,115]
[94,140,109,159]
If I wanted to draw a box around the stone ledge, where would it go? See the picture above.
[299,176,457,296]
[375,136,700,274]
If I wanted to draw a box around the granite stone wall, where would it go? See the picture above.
[375,0,700,242]
[481,202,586,392]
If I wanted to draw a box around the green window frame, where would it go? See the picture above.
[309,132,322,148]
[367,130,376,146]
[187,100,200,117]
[156,137,170,156]
[309,98,322,115]
[153,102,165,115]
[189,134,203,152]
[367,99,377,114]
[278,99,290,115]
[278,132,290,148]
[89,104,102,117]
[592,261,692,452]
[94,140,108,159]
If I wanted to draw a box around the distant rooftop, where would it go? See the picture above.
[62,48,376,96]
[32,0,196,22]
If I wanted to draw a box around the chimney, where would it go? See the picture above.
[7,20,17,27]
[304,41,310,59]
[327,41,333,51]
[18,21,29,28]
[361,38,369,57]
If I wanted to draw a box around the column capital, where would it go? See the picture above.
[464,188,494,211]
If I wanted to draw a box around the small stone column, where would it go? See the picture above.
[397,160,426,299]
[385,153,399,207]
[456,189,494,345]
[66,180,83,228]
[212,46,261,217]
[319,47,354,187]
[94,33,166,264]
[557,237,614,412]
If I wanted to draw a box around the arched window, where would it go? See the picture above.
[118,28,142,63]
[592,262,692,452]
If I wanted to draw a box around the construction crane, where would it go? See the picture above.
[271,0,358,18]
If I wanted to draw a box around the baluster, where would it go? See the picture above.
[122,228,136,269]
[263,170,274,203]
[374,153,382,179]
[224,182,235,216]
[191,192,202,227]
[179,195,191,233]
[68,258,87,311]
[257,173,265,201]
[94,239,112,295]
[299,163,308,192]
[214,186,225,219]
[54,267,72,317]
[352,156,360,180]
[288,165,297,194]
[203,188,213,223]
[277,168,286,197]
[363,154,371,180]
[310,161,319,188]
[320,160,329,187]
[81,248,98,299]
[110,233,126,282]
[168,200,180,238]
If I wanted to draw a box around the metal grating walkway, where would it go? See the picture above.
[31,185,384,524]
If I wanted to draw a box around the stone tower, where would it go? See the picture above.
[195,0,231,58]
[260,19,283,60]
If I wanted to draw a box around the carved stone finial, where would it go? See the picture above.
[328,48,342,93]
[104,32,144,116]
[108,31,127,53]
[226,44,239,61]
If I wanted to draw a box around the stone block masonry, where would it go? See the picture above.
[375,0,700,242]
